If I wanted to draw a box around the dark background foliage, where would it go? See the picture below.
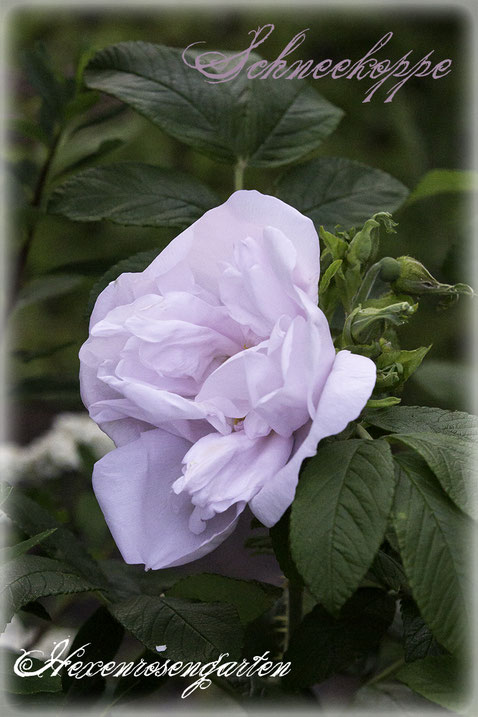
[7,5,474,445]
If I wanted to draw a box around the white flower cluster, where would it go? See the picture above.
[0,413,114,483]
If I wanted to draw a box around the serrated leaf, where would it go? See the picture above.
[86,249,160,318]
[110,595,243,662]
[369,550,407,593]
[276,157,408,231]
[390,433,477,520]
[166,573,278,626]
[1,649,62,694]
[1,485,108,591]
[62,606,124,699]
[364,405,478,440]
[365,406,478,518]
[0,554,98,631]
[290,439,396,614]
[49,162,219,227]
[84,43,343,167]
[0,529,57,563]
[392,454,470,654]
[284,588,395,688]
[400,598,446,663]
[396,655,469,713]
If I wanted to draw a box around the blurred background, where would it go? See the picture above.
[5,4,474,450]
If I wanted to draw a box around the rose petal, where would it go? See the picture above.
[249,350,376,526]
[92,428,244,569]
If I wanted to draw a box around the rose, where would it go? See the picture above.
[79,190,376,570]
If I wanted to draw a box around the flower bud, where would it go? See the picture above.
[392,256,474,296]
[378,257,401,283]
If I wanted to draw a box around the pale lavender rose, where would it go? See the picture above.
[79,190,376,570]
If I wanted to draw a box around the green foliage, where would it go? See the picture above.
[49,162,219,227]
[1,485,109,590]
[366,405,478,518]
[396,655,469,713]
[166,573,279,626]
[400,598,446,663]
[0,528,57,563]
[6,25,475,711]
[276,157,408,232]
[392,454,470,654]
[284,589,395,688]
[0,555,99,632]
[110,595,244,661]
[84,44,343,167]
[290,439,395,614]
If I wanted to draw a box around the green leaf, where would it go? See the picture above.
[55,138,124,177]
[0,554,98,631]
[365,405,478,519]
[71,103,127,136]
[369,550,407,593]
[16,275,85,309]
[49,162,219,227]
[392,454,470,654]
[364,405,478,440]
[400,597,446,663]
[407,169,478,204]
[269,509,303,586]
[110,595,243,662]
[62,606,124,699]
[166,574,278,626]
[389,432,477,520]
[1,485,108,591]
[319,258,342,294]
[1,649,62,694]
[284,588,395,688]
[84,43,343,167]
[396,655,469,713]
[276,157,409,231]
[290,439,396,614]
[0,529,57,563]
[86,249,160,318]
